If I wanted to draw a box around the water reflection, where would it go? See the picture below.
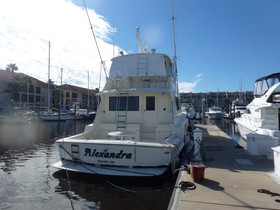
[53,170,174,210]
[0,120,88,151]
[0,120,92,210]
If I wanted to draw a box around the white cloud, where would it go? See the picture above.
[194,73,203,80]
[0,0,117,89]
[178,81,196,93]
[179,73,203,92]
[0,0,193,94]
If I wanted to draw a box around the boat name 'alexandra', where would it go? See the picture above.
[84,148,132,159]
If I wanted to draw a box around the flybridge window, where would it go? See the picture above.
[146,96,155,111]
[109,96,139,111]
[142,80,150,88]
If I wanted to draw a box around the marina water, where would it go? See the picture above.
[0,120,174,210]
[0,119,235,210]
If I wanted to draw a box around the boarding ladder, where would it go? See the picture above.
[137,55,148,76]
[116,92,129,130]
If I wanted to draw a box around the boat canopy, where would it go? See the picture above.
[108,53,173,79]
[254,73,280,97]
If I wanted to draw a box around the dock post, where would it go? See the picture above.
[202,99,206,125]
[193,128,203,161]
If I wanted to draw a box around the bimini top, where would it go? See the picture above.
[254,72,280,97]
[108,53,174,79]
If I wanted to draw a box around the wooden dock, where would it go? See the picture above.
[168,124,280,210]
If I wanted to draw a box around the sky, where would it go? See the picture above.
[1,0,280,93]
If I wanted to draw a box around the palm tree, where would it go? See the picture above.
[6,63,18,80]
[6,63,18,74]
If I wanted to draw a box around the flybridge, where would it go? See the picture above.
[109,54,174,78]
[254,72,280,97]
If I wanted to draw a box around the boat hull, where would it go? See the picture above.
[234,118,280,156]
[234,119,254,140]
[235,117,280,141]
[54,136,184,177]
[53,160,170,177]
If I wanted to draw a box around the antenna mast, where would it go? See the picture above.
[136,26,143,53]
[171,0,177,69]
[170,0,179,96]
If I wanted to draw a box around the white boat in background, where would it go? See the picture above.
[206,106,223,119]
[234,73,280,156]
[52,27,189,177]
[39,111,78,121]
[39,107,86,121]
[40,64,84,121]
[231,98,246,118]
[223,103,246,120]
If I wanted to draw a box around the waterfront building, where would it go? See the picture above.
[1,68,253,113]
[180,91,254,112]
[0,69,97,111]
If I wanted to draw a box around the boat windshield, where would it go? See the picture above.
[254,73,280,97]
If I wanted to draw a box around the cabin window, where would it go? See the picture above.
[109,96,139,111]
[175,97,180,110]
[146,96,155,111]
[245,109,251,114]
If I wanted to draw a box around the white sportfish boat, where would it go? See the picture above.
[206,106,223,119]
[234,73,280,156]
[53,37,189,177]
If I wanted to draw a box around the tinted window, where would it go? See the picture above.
[146,96,155,111]
[109,96,139,111]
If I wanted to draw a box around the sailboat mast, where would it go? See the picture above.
[60,68,63,108]
[47,41,51,113]
[87,71,90,114]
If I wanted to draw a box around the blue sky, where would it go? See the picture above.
[1,0,280,93]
